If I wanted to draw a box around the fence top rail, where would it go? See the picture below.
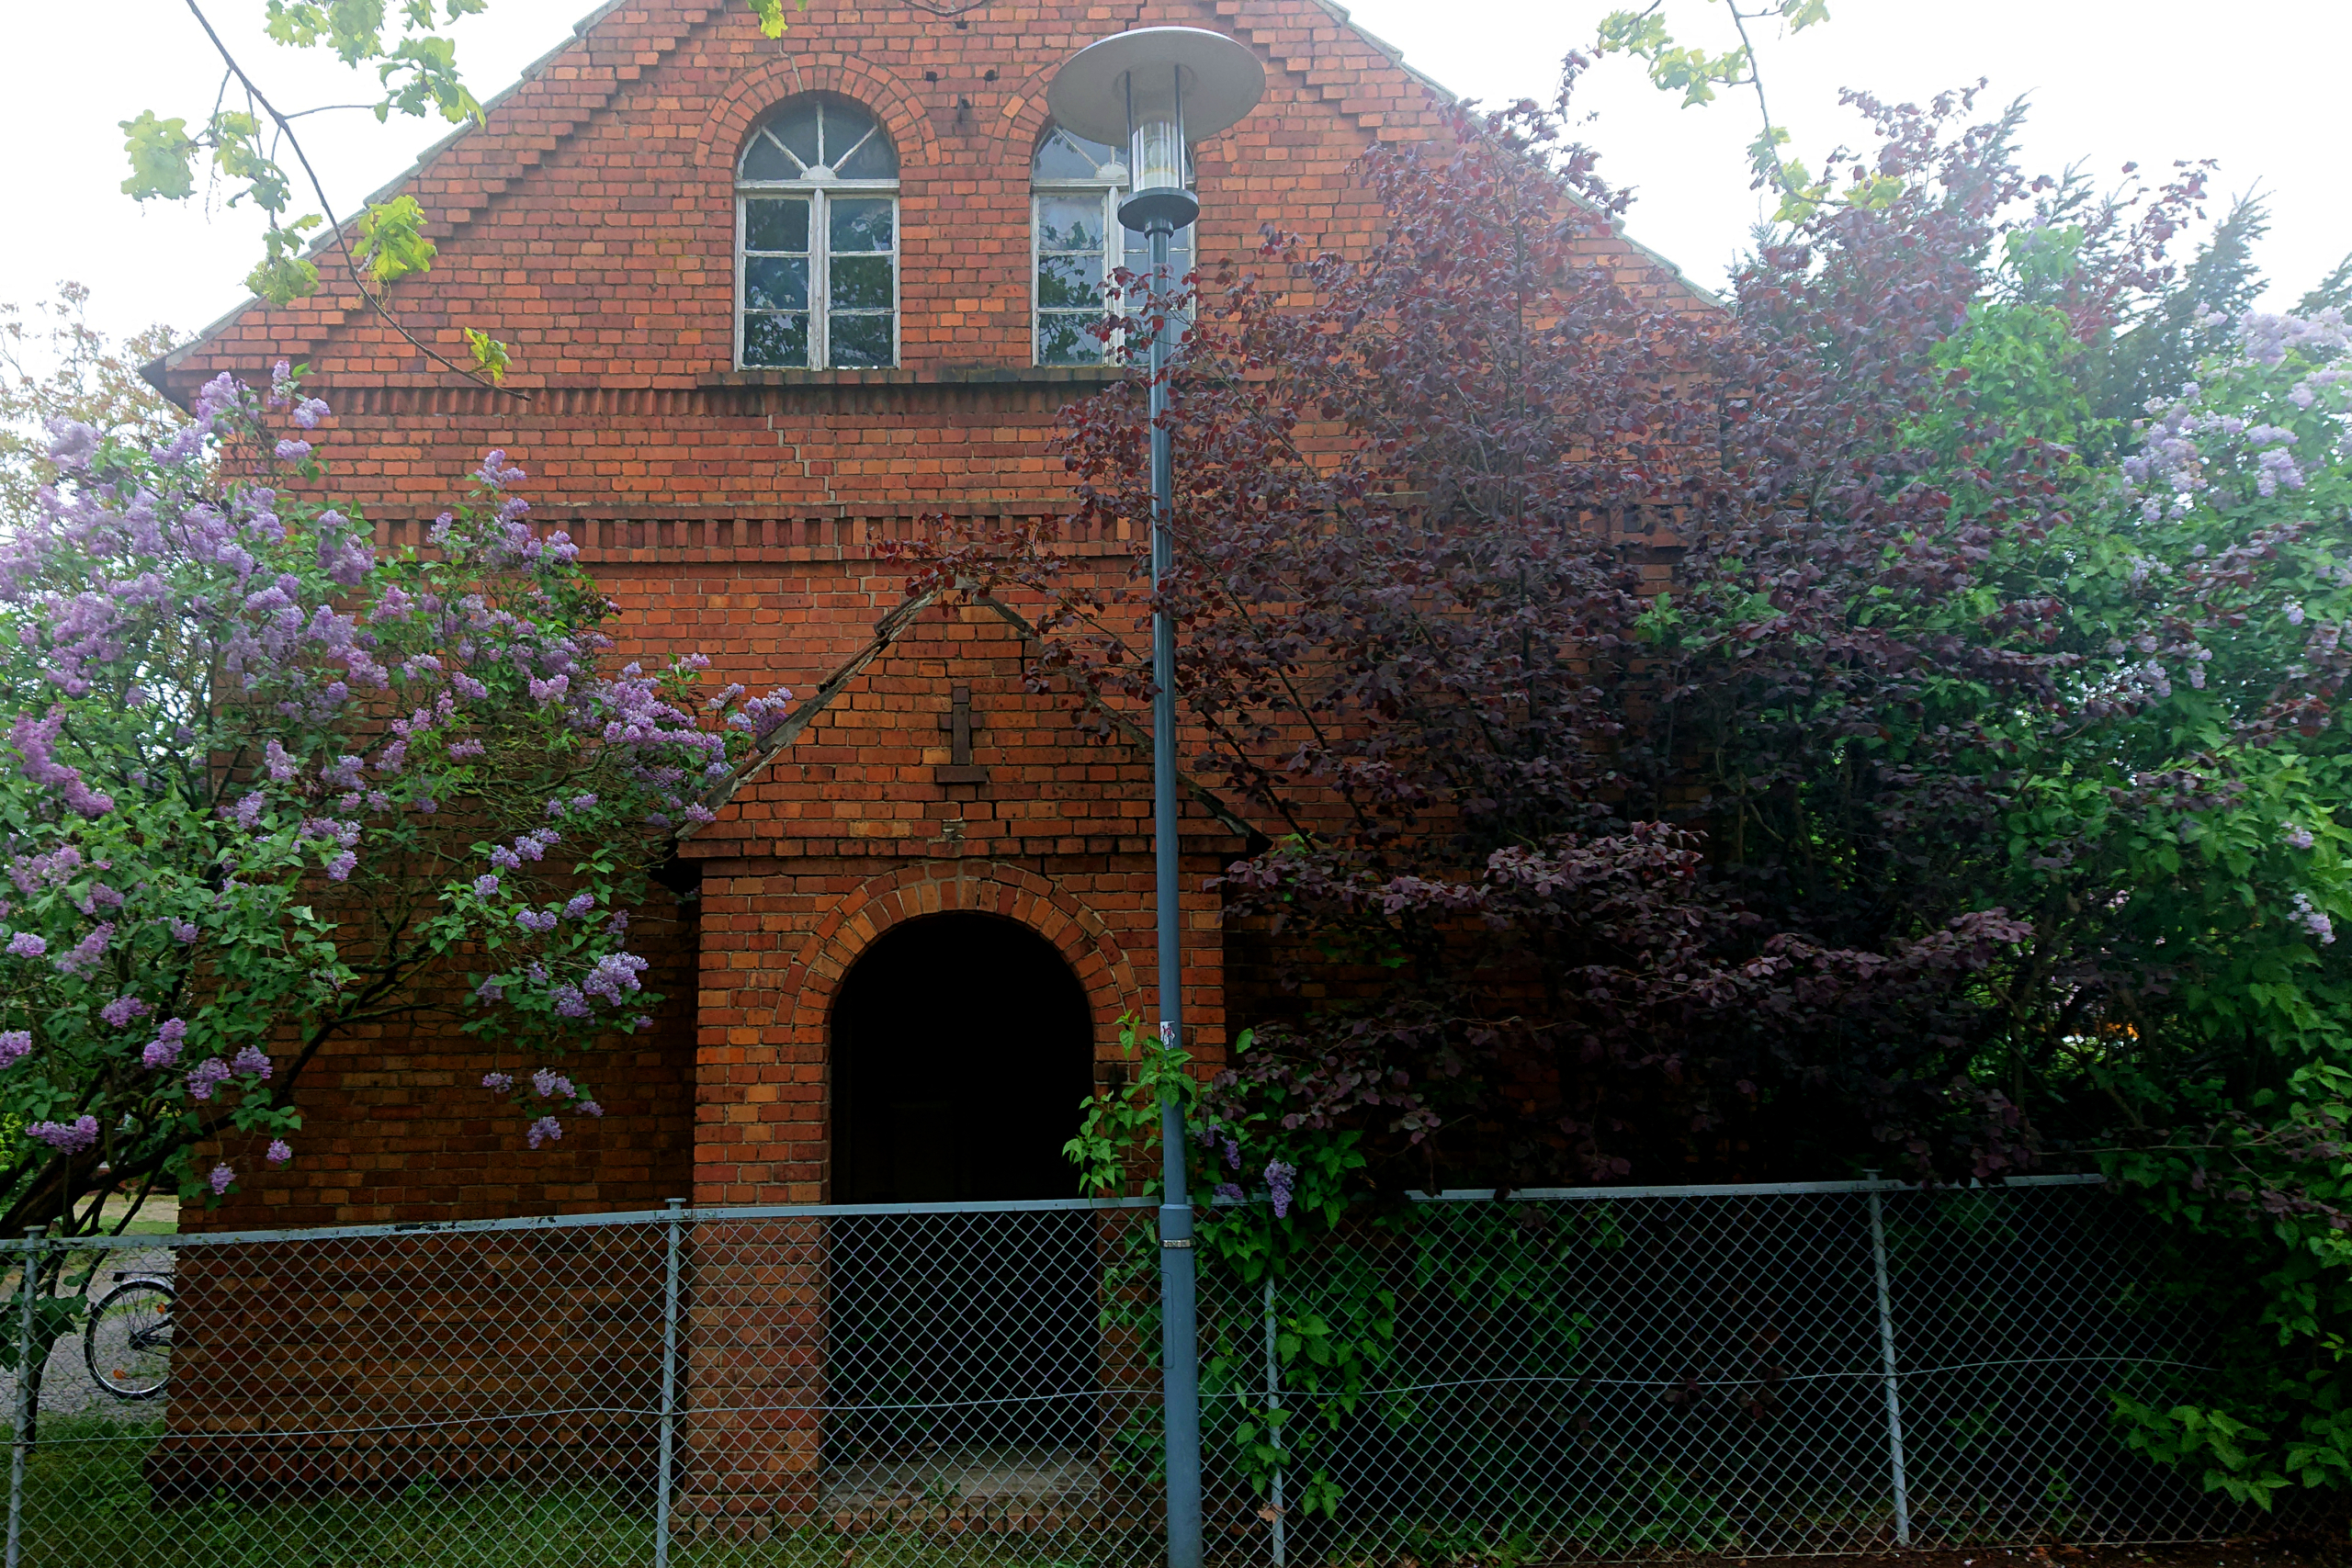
[45,1193,1163,1251]
[40,1173,2109,1252]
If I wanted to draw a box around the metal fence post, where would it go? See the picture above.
[6,1225,43,1568]
[655,1198,685,1568]
[1864,1176,1912,1547]
[1263,1272,1285,1568]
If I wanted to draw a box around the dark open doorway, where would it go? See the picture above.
[831,911,1094,1202]
[824,913,1102,1491]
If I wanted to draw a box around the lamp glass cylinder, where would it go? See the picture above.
[1125,65,1189,197]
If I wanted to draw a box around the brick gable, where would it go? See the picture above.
[160,0,1707,1225]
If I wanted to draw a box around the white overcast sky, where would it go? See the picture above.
[3,0,2344,352]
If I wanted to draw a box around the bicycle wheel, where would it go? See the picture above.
[85,1279,173,1400]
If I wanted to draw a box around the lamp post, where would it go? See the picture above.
[1048,28,1263,1568]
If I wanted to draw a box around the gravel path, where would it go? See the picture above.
[0,1195,181,1428]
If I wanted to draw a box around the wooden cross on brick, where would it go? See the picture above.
[935,682,989,784]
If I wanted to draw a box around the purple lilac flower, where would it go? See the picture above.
[168,919,198,943]
[275,439,312,462]
[2287,825,2317,851]
[482,1071,514,1092]
[185,1057,233,1100]
[266,1139,293,1165]
[2287,602,2307,626]
[578,1100,603,1118]
[53,924,111,976]
[8,711,113,817]
[209,1163,234,1195]
[583,952,649,1004]
[532,1068,576,1100]
[474,978,504,1003]
[516,909,558,934]
[551,986,590,1019]
[526,1115,562,1149]
[563,893,596,919]
[6,933,45,959]
[2294,892,2337,945]
[290,397,330,430]
[1215,1182,1245,1202]
[100,996,151,1029]
[326,851,356,882]
[0,1032,29,1068]
[232,1046,273,1079]
[28,1115,98,1154]
[472,874,501,897]
[1265,1161,1297,1220]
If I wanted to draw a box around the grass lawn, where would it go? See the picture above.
[16,1416,1154,1568]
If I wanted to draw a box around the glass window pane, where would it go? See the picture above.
[1034,127,1119,180]
[830,255,894,313]
[744,312,809,368]
[1037,197,1108,254]
[744,256,808,312]
[818,100,887,172]
[829,312,894,368]
[830,198,894,254]
[1038,314,1103,366]
[1037,254,1103,311]
[834,126,899,180]
[762,104,820,170]
[745,198,809,254]
[1125,223,1196,270]
[740,131,799,182]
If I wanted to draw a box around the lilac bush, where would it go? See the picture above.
[0,365,787,1235]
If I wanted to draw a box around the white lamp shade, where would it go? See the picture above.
[1046,27,1266,158]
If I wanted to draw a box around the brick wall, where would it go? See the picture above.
[153,0,1703,1224]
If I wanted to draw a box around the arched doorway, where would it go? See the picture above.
[824,913,1102,1478]
[831,911,1094,1201]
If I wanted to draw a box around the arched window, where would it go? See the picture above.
[737,96,900,369]
[1031,123,1193,367]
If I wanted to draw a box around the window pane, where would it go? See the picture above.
[1038,314,1103,366]
[830,312,894,368]
[1125,224,1195,271]
[744,256,808,312]
[831,255,894,313]
[744,312,809,367]
[834,127,899,180]
[1034,127,1119,180]
[745,198,809,254]
[761,104,820,169]
[818,100,889,173]
[740,131,800,182]
[1037,196,1108,254]
[1037,254,1103,311]
[830,198,894,254]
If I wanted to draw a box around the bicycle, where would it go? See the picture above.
[85,1269,174,1400]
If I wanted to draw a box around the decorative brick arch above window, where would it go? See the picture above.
[697,56,938,180]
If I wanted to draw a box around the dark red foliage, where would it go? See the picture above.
[892,74,2211,1190]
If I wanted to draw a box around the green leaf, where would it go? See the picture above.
[119,111,198,202]
[354,195,436,286]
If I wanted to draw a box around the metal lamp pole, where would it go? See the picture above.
[1046,32,1263,1568]
[1141,202,1202,1568]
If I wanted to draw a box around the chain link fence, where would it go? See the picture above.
[0,1178,2238,1566]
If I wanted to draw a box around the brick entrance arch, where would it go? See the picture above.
[695,860,1143,1208]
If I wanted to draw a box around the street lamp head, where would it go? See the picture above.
[1046,27,1264,231]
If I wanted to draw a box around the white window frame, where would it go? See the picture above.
[736,101,900,370]
[1031,127,1193,367]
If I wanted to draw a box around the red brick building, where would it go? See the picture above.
[148,0,1702,1228]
